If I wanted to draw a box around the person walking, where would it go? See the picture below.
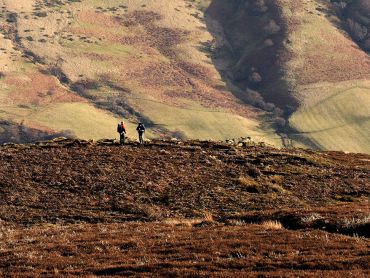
[117,121,126,145]
[136,122,145,144]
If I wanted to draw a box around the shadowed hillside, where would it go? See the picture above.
[205,0,370,153]
[336,0,370,52]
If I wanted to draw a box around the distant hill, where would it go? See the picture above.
[206,0,370,153]
[0,0,279,146]
[0,0,369,153]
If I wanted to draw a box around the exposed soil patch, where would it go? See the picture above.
[79,10,122,29]
[5,72,83,105]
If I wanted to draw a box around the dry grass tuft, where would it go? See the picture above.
[238,176,260,192]
[301,213,323,224]
[260,220,284,230]
[343,215,370,228]
[238,176,287,194]
[162,212,214,227]
[266,183,286,194]
[162,218,202,227]
[202,211,214,222]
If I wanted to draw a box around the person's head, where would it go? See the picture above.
[121,121,124,124]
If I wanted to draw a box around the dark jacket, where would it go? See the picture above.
[136,123,145,133]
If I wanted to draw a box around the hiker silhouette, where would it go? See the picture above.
[136,123,145,144]
[117,121,126,145]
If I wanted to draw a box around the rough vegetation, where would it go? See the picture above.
[1,1,369,276]
[0,139,369,276]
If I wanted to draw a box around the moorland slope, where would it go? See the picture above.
[0,139,369,275]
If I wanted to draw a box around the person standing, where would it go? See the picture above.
[117,121,126,145]
[136,122,146,144]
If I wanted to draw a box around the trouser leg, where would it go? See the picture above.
[139,132,144,144]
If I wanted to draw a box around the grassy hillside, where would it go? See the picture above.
[0,0,280,145]
[283,0,370,153]
[1,0,369,152]
[0,0,127,142]
[290,81,370,153]
[206,0,370,153]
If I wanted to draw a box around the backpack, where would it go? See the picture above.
[117,124,125,133]
[137,123,145,132]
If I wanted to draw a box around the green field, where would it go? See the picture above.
[290,82,370,153]
[30,102,136,140]
[130,96,281,144]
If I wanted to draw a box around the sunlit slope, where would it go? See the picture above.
[0,0,136,141]
[280,0,370,153]
[128,96,276,141]
[30,103,140,140]
[204,0,370,152]
[290,82,370,153]
[0,0,280,144]
[3,0,369,151]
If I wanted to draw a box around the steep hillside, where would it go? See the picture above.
[206,0,370,153]
[0,139,369,275]
[0,0,369,153]
[0,0,280,145]
[337,0,370,52]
